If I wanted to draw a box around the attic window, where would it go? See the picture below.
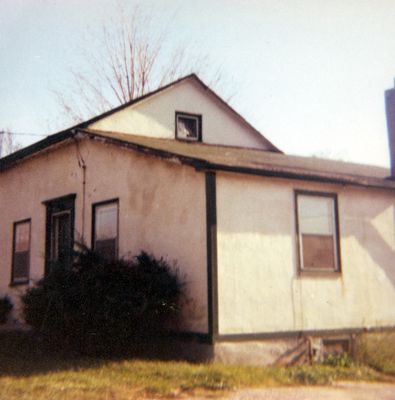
[176,112,202,141]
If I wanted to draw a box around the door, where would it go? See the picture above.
[44,194,76,272]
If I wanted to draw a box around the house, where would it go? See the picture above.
[0,74,394,364]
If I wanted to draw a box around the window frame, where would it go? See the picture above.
[175,111,202,142]
[91,198,119,260]
[294,190,341,274]
[10,218,31,286]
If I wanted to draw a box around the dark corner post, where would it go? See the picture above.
[205,171,219,343]
[385,82,395,178]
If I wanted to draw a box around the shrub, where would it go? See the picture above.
[22,246,184,355]
[0,296,13,324]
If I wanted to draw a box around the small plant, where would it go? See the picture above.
[322,353,354,368]
[0,296,13,324]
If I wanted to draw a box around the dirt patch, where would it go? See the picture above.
[228,382,395,400]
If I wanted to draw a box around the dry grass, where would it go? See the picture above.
[356,331,395,375]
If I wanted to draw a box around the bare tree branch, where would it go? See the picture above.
[52,6,230,125]
[0,129,22,157]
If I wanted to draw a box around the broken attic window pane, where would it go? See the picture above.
[176,114,200,140]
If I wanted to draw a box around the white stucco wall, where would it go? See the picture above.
[0,139,208,333]
[89,79,272,150]
[216,173,395,334]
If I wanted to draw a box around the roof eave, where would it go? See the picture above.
[192,162,395,191]
[0,130,75,172]
[2,128,393,192]
[81,129,395,191]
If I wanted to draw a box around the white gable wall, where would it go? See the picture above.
[89,79,271,150]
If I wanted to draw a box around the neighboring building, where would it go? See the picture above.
[1,74,394,364]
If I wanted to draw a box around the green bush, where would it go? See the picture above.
[0,296,13,324]
[22,246,184,355]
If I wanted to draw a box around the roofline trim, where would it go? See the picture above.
[194,163,395,191]
[0,130,75,172]
[80,129,395,191]
[186,76,282,152]
[1,128,394,191]
[74,74,198,130]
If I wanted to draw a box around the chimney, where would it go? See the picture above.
[385,82,395,178]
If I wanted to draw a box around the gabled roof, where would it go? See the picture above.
[68,73,282,153]
[1,127,394,190]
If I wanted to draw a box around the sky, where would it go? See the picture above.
[1,0,395,167]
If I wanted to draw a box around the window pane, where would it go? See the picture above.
[301,234,335,270]
[298,195,334,235]
[95,239,117,260]
[13,252,29,280]
[177,116,198,139]
[94,202,118,259]
[13,221,30,282]
[96,203,117,240]
[15,222,30,252]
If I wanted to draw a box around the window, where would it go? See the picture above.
[44,194,75,272]
[322,338,350,357]
[92,200,119,260]
[175,112,202,141]
[11,219,31,284]
[295,191,340,272]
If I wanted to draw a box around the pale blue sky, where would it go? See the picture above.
[1,0,395,167]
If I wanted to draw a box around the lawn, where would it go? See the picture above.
[0,332,394,399]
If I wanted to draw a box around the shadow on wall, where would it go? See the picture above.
[353,210,395,289]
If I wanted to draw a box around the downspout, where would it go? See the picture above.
[385,82,395,178]
[205,171,219,343]
[73,132,87,242]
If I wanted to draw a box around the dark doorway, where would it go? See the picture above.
[44,194,76,273]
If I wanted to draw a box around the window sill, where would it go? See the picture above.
[9,280,29,287]
[298,269,342,278]
[175,137,201,143]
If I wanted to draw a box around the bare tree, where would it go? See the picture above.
[0,130,21,157]
[53,7,227,125]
